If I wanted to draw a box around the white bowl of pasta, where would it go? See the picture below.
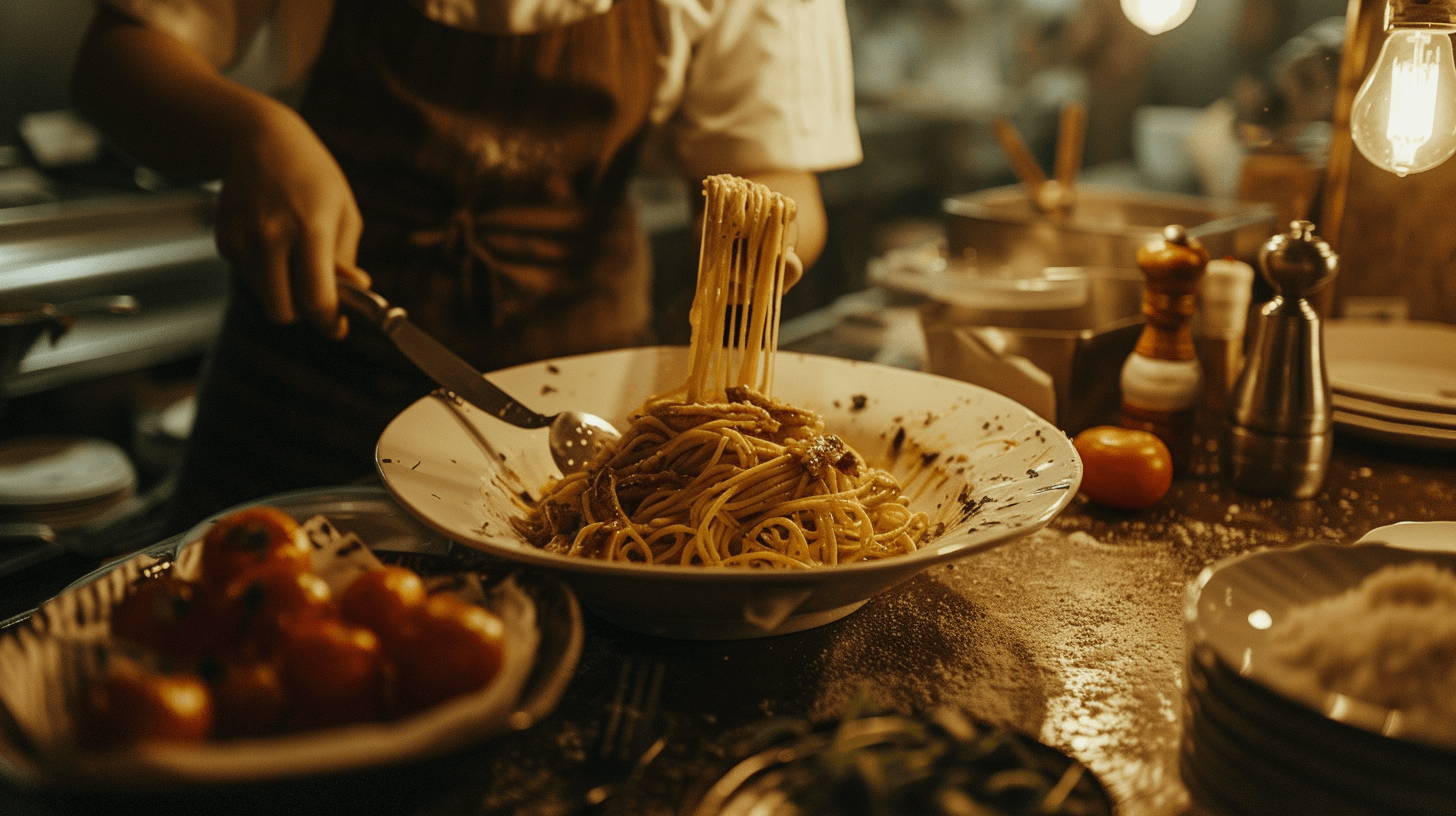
[376,346,1081,639]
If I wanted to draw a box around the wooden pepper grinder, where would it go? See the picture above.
[1121,225,1209,472]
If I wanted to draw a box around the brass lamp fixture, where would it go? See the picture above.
[1349,0,1456,176]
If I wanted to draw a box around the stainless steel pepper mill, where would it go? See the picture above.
[1224,220,1338,498]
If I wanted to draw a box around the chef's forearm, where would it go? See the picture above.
[70,7,297,183]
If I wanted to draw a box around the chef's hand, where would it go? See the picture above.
[784,249,804,290]
[213,105,368,340]
[71,8,371,339]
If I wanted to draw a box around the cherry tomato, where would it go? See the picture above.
[217,561,335,654]
[109,576,215,662]
[1072,425,1174,510]
[205,654,286,739]
[199,506,313,593]
[277,616,386,729]
[339,566,427,653]
[79,658,213,749]
[394,595,506,715]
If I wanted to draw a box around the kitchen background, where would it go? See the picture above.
[0,0,1356,557]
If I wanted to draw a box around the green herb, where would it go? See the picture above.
[702,697,1111,816]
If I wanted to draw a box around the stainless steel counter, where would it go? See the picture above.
[0,188,229,398]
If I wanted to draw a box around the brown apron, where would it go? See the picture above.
[168,0,660,531]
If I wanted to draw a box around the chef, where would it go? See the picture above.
[70,0,862,530]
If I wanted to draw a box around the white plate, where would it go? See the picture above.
[1184,646,1456,808]
[1179,693,1390,816]
[0,486,583,790]
[0,436,135,508]
[1333,408,1456,452]
[1325,320,1456,412]
[1333,392,1456,430]
[1186,540,1456,749]
[376,346,1081,640]
[1356,520,1456,551]
[865,245,1103,311]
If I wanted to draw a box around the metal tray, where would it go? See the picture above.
[943,184,1277,272]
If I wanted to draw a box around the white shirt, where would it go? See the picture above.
[101,0,863,177]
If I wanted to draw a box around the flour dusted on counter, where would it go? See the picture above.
[809,525,1195,816]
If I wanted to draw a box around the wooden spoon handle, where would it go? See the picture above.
[1054,101,1087,192]
[993,117,1048,199]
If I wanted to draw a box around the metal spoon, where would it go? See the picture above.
[546,410,621,474]
[336,280,621,475]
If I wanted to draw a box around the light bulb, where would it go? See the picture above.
[1351,29,1456,176]
[1119,0,1197,35]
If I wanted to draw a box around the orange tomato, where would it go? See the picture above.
[80,658,213,749]
[206,655,286,739]
[217,561,334,654]
[95,526,514,741]
[199,506,313,593]
[1072,425,1174,510]
[394,595,506,715]
[277,616,386,729]
[339,566,427,653]
[109,576,215,662]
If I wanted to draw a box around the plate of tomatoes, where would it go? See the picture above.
[0,486,583,789]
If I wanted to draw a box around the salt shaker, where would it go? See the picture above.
[1195,257,1256,414]
[1121,224,1208,472]
[1225,220,1338,498]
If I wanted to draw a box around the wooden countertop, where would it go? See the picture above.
[3,412,1455,816]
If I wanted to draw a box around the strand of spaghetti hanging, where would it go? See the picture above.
[684,175,797,403]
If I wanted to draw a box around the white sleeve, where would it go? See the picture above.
[662,0,862,177]
[98,0,270,68]
[97,0,329,90]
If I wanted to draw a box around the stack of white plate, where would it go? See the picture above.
[1181,532,1456,815]
[0,435,136,531]
[1325,319,1456,451]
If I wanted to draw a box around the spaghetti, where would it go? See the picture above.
[518,176,930,568]
[685,174,793,402]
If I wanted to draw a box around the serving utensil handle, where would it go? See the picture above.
[337,280,407,333]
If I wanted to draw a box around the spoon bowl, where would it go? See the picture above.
[548,410,622,474]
